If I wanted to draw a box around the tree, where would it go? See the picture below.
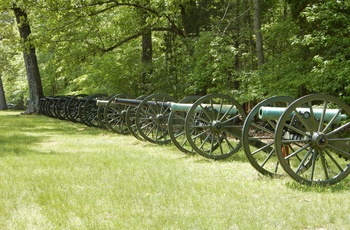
[31,0,187,96]
[140,0,153,94]
[0,35,8,110]
[301,0,350,102]
[0,77,7,110]
[253,0,264,66]
[2,0,347,105]
[12,4,44,113]
[0,10,12,110]
[238,0,308,100]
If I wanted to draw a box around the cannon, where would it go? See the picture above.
[80,94,108,127]
[182,94,246,160]
[167,95,201,154]
[54,96,71,120]
[64,94,88,123]
[98,94,134,134]
[242,96,295,176]
[96,94,118,130]
[243,94,350,185]
[274,94,350,185]
[97,94,178,144]
[96,94,150,138]
[40,94,108,126]
[39,96,60,118]
[100,93,247,160]
[40,96,72,119]
[259,107,347,122]
[39,97,51,117]
[97,93,246,160]
[64,94,107,126]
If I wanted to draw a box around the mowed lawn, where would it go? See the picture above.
[0,111,350,229]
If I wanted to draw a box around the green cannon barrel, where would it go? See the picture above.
[169,102,238,115]
[259,106,347,123]
[96,99,238,114]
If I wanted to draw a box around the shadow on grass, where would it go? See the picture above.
[0,114,106,157]
[285,178,350,192]
[184,150,350,190]
[185,150,249,164]
[0,133,45,157]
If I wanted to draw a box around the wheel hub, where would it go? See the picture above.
[156,114,165,123]
[311,132,328,148]
[211,120,223,132]
[121,110,127,117]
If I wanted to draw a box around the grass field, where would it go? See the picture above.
[1,110,350,229]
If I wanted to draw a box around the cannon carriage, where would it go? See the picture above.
[97,94,178,143]
[39,93,350,185]
[242,94,350,185]
[97,93,246,160]
[273,94,350,185]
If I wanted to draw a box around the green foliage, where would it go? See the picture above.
[310,56,350,102]
[150,35,195,98]
[3,54,28,107]
[300,1,350,102]
[240,0,350,102]
[0,9,28,107]
[1,0,350,103]
[239,3,304,101]
[185,31,238,95]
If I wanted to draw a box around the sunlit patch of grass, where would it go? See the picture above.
[1,111,350,229]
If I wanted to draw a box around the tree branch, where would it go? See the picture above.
[102,26,184,53]
[80,1,184,36]
[102,31,143,52]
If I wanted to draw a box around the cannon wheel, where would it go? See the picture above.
[125,95,147,140]
[184,94,246,160]
[135,94,178,144]
[96,95,115,130]
[82,94,108,127]
[242,96,294,176]
[168,95,201,154]
[39,98,46,116]
[275,94,350,185]
[104,94,133,134]
[77,95,90,124]
[44,98,54,117]
[55,96,69,120]
[40,98,50,117]
[46,97,57,118]
[96,95,113,129]
[65,94,88,123]
[52,97,63,119]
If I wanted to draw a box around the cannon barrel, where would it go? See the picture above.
[97,99,238,114]
[96,98,144,107]
[169,102,238,114]
[259,106,347,122]
[115,98,144,106]
[96,99,111,106]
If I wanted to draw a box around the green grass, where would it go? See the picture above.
[1,111,350,229]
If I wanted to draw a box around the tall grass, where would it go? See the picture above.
[0,111,350,229]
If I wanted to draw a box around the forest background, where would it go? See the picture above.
[0,0,349,112]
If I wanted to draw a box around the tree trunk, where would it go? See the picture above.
[12,6,44,114]
[253,0,264,66]
[140,0,153,94]
[140,29,152,94]
[0,76,8,110]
